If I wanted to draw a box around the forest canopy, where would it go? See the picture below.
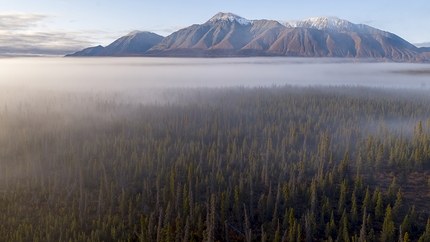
[0,85,430,241]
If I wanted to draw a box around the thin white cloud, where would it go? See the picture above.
[414,42,430,48]
[161,25,186,34]
[0,12,107,56]
[0,31,94,56]
[361,20,376,25]
[0,12,49,30]
[146,25,185,36]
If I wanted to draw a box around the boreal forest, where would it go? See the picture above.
[0,85,430,241]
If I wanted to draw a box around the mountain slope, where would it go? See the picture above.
[99,31,163,56]
[65,45,104,57]
[67,31,163,57]
[147,13,255,56]
[66,12,429,62]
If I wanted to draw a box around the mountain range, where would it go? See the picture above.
[66,12,430,62]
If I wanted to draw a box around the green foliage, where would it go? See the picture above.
[403,232,410,242]
[418,220,430,242]
[381,205,395,242]
[375,192,384,221]
[393,189,403,217]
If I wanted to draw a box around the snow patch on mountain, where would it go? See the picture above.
[208,12,253,25]
[282,17,366,33]
[126,30,151,36]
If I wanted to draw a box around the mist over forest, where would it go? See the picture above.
[1,57,430,241]
[1,57,430,90]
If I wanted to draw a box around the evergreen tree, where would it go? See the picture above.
[381,205,395,242]
[418,219,430,242]
[403,232,410,242]
[339,179,348,215]
[351,190,358,227]
[358,208,367,242]
[375,192,384,221]
[393,189,403,218]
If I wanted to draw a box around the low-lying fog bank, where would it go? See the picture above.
[1,57,429,139]
[0,57,429,91]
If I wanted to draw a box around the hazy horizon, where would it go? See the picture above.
[1,57,429,93]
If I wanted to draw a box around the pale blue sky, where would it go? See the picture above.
[1,0,430,55]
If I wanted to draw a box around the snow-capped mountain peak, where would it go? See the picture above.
[300,17,355,31]
[282,17,362,32]
[208,12,253,25]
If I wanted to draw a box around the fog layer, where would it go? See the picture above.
[0,57,429,91]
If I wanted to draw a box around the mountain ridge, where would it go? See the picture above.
[66,12,430,62]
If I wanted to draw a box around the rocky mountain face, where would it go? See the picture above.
[66,12,430,62]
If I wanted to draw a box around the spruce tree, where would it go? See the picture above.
[381,205,395,242]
